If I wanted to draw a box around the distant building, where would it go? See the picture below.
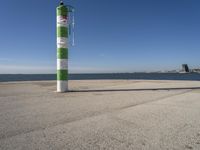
[182,64,190,73]
[191,69,200,73]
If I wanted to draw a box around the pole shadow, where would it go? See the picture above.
[69,87,200,93]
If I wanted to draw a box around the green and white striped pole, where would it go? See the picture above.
[57,1,68,92]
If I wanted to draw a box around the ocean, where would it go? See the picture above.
[1,73,200,82]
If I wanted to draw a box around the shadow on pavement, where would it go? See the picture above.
[70,87,200,93]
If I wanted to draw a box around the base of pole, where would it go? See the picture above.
[57,81,68,92]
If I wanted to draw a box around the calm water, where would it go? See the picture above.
[1,73,200,82]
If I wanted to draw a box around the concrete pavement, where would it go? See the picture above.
[1,80,200,150]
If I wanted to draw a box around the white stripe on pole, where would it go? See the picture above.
[57,37,68,48]
[57,59,68,70]
[57,81,68,92]
[57,37,68,43]
[57,16,68,27]
[57,43,67,49]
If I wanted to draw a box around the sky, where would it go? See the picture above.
[0,0,200,74]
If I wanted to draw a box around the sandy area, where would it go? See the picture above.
[1,80,200,150]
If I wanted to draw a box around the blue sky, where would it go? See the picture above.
[0,0,200,73]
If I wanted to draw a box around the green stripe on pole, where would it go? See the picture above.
[57,48,68,59]
[57,70,68,80]
[57,27,68,37]
[57,6,68,16]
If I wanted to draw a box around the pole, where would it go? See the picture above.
[57,1,68,92]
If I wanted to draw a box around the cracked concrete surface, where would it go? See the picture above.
[1,80,200,150]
